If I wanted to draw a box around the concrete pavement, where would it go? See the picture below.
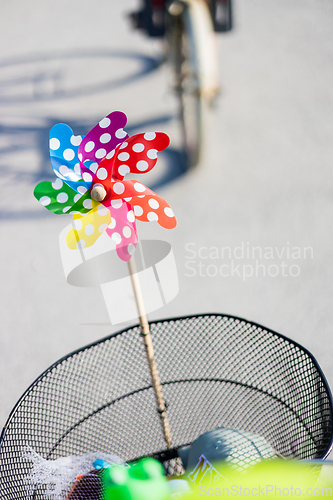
[0,0,333,457]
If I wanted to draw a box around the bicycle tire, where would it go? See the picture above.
[168,0,219,167]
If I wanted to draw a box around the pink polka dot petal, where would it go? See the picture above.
[127,243,136,255]
[112,232,122,244]
[127,210,135,223]
[111,199,123,209]
[123,226,132,238]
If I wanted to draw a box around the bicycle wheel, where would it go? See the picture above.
[168,0,219,167]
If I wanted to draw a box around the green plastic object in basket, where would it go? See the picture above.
[101,458,170,500]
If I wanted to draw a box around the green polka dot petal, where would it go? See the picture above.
[70,190,94,214]
[33,180,88,215]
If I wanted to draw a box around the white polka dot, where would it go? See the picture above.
[77,186,87,195]
[109,218,116,229]
[70,211,81,215]
[74,163,81,175]
[63,149,75,161]
[90,162,98,173]
[85,141,95,153]
[77,240,85,249]
[78,153,83,161]
[97,204,109,216]
[127,210,135,223]
[49,138,60,150]
[112,232,122,244]
[59,165,69,176]
[115,129,127,139]
[70,135,82,146]
[147,149,158,159]
[148,198,159,209]
[106,150,115,159]
[119,142,128,150]
[52,179,63,190]
[57,192,68,203]
[111,199,123,209]
[138,195,145,199]
[63,206,71,213]
[124,197,132,202]
[97,168,108,180]
[132,143,144,153]
[118,164,130,176]
[134,182,146,193]
[144,132,156,141]
[83,172,93,183]
[134,205,143,216]
[100,133,111,144]
[123,226,131,238]
[40,196,51,206]
[73,219,82,230]
[95,148,106,159]
[147,212,158,222]
[127,243,135,255]
[113,182,125,195]
[99,223,108,233]
[83,199,93,210]
[99,117,110,128]
[136,160,149,171]
[118,152,130,161]
[164,207,174,217]
[74,193,81,203]
[85,224,94,236]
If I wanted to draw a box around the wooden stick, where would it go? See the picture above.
[127,256,172,450]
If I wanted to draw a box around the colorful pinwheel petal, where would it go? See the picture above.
[34,111,176,261]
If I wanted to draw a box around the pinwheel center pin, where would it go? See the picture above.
[90,183,107,202]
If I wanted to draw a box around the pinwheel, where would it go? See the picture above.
[34,111,176,450]
[34,111,176,261]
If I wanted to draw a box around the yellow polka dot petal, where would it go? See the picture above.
[66,201,112,250]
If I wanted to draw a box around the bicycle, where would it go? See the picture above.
[129,0,233,168]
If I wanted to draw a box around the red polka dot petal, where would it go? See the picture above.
[112,132,170,178]
[128,195,177,229]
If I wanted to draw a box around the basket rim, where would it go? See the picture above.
[1,312,332,458]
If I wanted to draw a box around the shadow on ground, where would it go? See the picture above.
[0,50,189,220]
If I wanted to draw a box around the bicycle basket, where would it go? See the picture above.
[0,314,332,499]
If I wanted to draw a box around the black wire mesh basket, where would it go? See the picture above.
[0,314,332,499]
